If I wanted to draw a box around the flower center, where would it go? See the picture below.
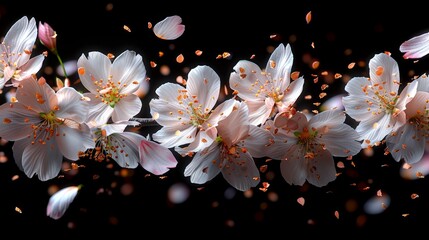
[33,110,63,144]
[294,127,318,159]
[94,75,126,108]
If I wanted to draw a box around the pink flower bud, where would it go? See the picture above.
[38,21,57,51]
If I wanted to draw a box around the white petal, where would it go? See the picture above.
[77,52,111,94]
[221,150,260,191]
[152,125,197,148]
[280,76,304,111]
[84,92,114,127]
[153,15,185,40]
[309,109,345,129]
[19,137,63,181]
[47,186,79,220]
[229,60,266,101]
[205,98,237,127]
[265,44,293,87]
[400,32,429,59]
[396,80,418,111]
[0,102,39,141]
[184,143,221,184]
[175,128,217,155]
[280,145,308,186]
[111,50,146,94]
[4,16,37,63]
[262,120,297,160]
[139,138,177,175]
[306,146,337,187]
[56,124,94,160]
[56,87,88,123]
[186,65,220,112]
[386,124,425,164]
[112,94,142,122]
[101,122,128,136]
[244,125,275,158]
[317,124,361,157]
[105,132,141,168]
[149,98,189,127]
[16,77,57,113]
[17,54,45,79]
[416,74,429,92]
[217,101,250,146]
[356,113,392,147]
[246,99,273,126]
[274,111,308,130]
[369,53,400,93]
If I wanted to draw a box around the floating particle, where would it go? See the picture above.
[402,213,410,217]
[305,95,312,100]
[150,61,157,68]
[15,207,22,214]
[160,65,170,76]
[250,54,256,59]
[297,197,305,206]
[147,22,152,29]
[105,3,113,11]
[224,85,228,95]
[123,25,131,32]
[176,54,184,63]
[319,92,327,99]
[158,51,164,57]
[321,84,329,90]
[291,71,300,80]
[222,52,231,59]
[377,189,383,196]
[411,193,419,199]
[334,73,342,79]
[312,61,320,69]
[334,210,340,219]
[306,11,312,24]
[11,175,19,181]
[195,50,203,56]
[321,71,328,76]
[107,53,115,59]
[336,161,345,168]
[348,62,356,69]
[311,42,315,48]
[270,34,277,39]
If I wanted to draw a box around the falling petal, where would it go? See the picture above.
[153,15,185,40]
[297,197,305,206]
[46,186,80,220]
[363,194,390,215]
[306,11,312,24]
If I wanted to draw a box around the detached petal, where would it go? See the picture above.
[153,15,185,40]
[400,32,429,59]
[47,186,80,220]
[139,138,177,175]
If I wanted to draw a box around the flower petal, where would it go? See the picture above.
[139,138,177,175]
[356,113,392,147]
[175,127,217,155]
[396,80,418,111]
[265,43,293,90]
[279,76,304,112]
[309,109,345,129]
[56,87,88,123]
[245,99,272,126]
[106,132,141,168]
[112,94,142,123]
[0,102,39,141]
[186,65,220,112]
[4,16,37,66]
[221,151,260,191]
[56,124,94,161]
[111,50,146,94]
[153,15,185,40]
[305,146,337,187]
[15,54,45,81]
[217,101,250,146]
[399,32,429,59]
[229,60,266,101]
[184,143,221,184]
[77,52,111,94]
[16,77,57,113]
[386,124,425,164]
[280,145,308,186]
[317,124,361,157]
[416,74,429,92]
[244,125,275,158]
[47,186,79,220]
[84,92,114,127]
[152,125,197,148]
[369,53,400,93]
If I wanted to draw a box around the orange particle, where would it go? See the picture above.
[304,95,312,100]
[291,71,300,80]
[250,54,256,59]
[312,61,320,69]
[297,197,305,206]
[311,42,315,48]
[334,211,340,219]
[334,73,342,79]
[411,193,419,199]
[123,25,131,32]
[150,61,157,68]
[321,71,328,76]
[195,50,203,56]
[376,66,384,76]
[3,118,11,124]
[78,67,85,75]
[176,54,184,63]
[348,62,356,69]
[148,22,152,29]
[107,53,115,59]
[336,161,345,168]
[306,11,312,24]
[269,34,277,39]
[158,51,164,57]
[377,189,383,197]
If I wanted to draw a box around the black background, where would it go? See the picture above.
[1,1,429,238]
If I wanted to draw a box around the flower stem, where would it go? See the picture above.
[55,51,68,79]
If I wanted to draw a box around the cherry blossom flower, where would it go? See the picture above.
[184,100,274,191]
[342,52,418,148]
[229,43,304,126]
[47,185,80,220]
[386,74,429,164]
[0,16,45,89]
[91,121,177,175]
[0,77,94,181]
[149,65,236,155]
[399,32,429,59]
[77,50,146,127]
[265,109,361,187]
[153,15,185,40]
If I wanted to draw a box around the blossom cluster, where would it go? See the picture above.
[0,14,428,220]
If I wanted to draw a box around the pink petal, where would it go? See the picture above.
[139,139,177,175]
[400,32,429,59]
[47,186,79,220]
[153,15,185,40]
